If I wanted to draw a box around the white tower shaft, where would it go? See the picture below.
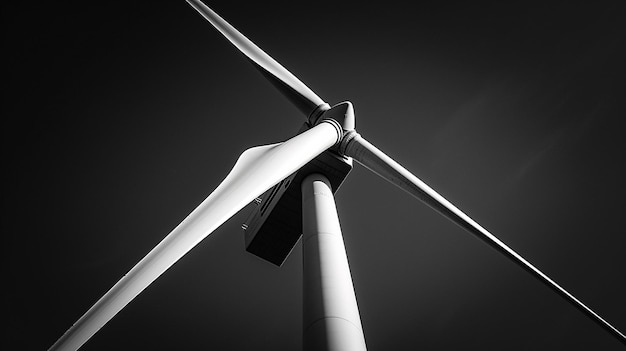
[301,173,367,351]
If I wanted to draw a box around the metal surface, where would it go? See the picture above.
[48,122,341,351]
[302,174,367,351]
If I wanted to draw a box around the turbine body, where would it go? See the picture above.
[47,1,626,350]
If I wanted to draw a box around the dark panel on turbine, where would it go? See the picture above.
[243,132,352,266]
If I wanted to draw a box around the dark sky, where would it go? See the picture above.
[4,1,626,350]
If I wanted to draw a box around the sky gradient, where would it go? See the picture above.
[4,1,626,350]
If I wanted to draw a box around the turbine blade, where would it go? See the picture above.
[186,0,327,118]
[48,122,341,351]
[342,132,626,344]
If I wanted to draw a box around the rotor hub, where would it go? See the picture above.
[310,101,355,131]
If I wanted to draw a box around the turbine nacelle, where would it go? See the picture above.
[242,122,353,266]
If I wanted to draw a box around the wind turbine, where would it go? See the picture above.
[45,1,626,350]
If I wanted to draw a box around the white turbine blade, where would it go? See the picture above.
[48,121,341,351]
[342,132,626,344]
[186,0,327,118]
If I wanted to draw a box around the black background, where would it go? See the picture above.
[4,1,626,350]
